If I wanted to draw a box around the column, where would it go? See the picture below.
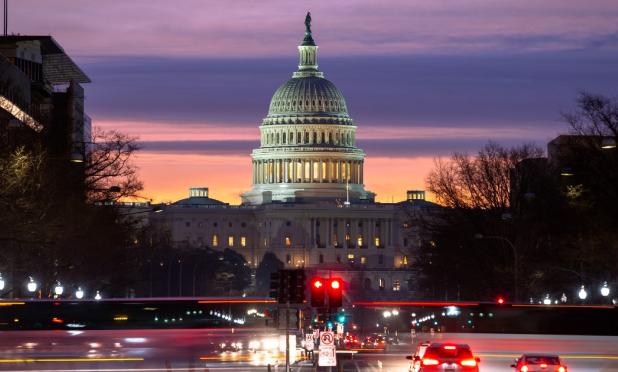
[327,218,332,248]
[360,161,364,184]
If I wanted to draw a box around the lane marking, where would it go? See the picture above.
[0,357,144,363]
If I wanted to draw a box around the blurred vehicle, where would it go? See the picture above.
[361,334,386,349]
[216,341,242,353]
[406,343,480,371]
[342,334,360,349]
[408,341,431,372]
[511,354,567,372]
[385,334,399,345]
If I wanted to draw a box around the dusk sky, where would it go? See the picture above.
[11,0,618,203]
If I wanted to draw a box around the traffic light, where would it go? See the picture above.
[310,277,325,307]
[328,277,343,309]
[275,269,306,304]
[269,271,280,300]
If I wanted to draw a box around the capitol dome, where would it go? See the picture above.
[241,13,374,205]
[267,76,349,117]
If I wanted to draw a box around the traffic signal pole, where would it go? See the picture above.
[285,302,290,372]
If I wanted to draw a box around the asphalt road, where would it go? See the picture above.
[0,330,617,371]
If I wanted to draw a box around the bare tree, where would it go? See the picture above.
[83,128,143,203]
[427,142,544,211]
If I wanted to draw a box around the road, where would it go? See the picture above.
[0,330,617,371]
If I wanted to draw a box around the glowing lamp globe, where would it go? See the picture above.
[54,283,64,296]
[578,286,588,300]
[75,287,85,299]
[601,282,610,297]
[27,278,37,293]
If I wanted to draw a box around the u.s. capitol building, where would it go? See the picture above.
[149,17,439,300]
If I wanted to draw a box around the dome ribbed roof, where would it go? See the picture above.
[267,76,348,116]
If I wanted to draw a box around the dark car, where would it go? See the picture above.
[406,343,480,371]
[511,354,567,372]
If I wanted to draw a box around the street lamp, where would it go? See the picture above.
[27,277,37,293]
[543,295,551,305]
[94,291,102,300]
[0,273,5,291]
[600,282,610,297]
[383,311,392,318]
[560,293,567,303]
[75,287,85,299]
[54,282,64,296]
[578,285,588,300]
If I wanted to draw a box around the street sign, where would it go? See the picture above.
[320,331,334,346]
[318,345,336,366]
[337,323,344,335]
[305,333,314,351]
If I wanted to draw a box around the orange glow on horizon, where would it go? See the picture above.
[133,152,436,204]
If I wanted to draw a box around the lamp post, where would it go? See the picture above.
[578,285,588,301]
[75,287,85,299]
[600,282,610,297]
[27,276,37,294]
[94,291,102,300]
[475,234,519,303]
[0,273,5,292]
[54,282,64,297]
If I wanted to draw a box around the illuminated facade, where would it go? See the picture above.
[241,15,373,205]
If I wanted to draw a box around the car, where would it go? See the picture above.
[360,334,386,349]
[342,334,360,349]
[406,343,480,371]
[511,354,567,372]
[407,341,431,372]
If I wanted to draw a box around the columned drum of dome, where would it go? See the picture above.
[242,14,374,205]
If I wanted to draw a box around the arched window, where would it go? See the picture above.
[364,278,371,290]
[276,133,280,144]
[312,132,317,144]
[211,234,219,247]
[282,133,286,144]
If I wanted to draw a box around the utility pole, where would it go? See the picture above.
[3,0,7,36]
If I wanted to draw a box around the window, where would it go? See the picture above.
[228,236,234,247]
[374,237,381,247]
[336,255,341,263]
[393,280,401,291]
[285,236,292,247]
[241,236,247,247]
[212,234,219,247]
[347,253,355,263]
[332,234,339,248]
[286,220,291,226]
[357,235,364,247]
[360,256,367,265]
[402,255,409,266]
[286,254,292,264]
[364,278,371,290]
[228,222,233,227]
[345,233,351,245]
[213,222,218,227]
[378,254,384,264]
[378,278,385,290]
[319,254,324,264]
[403,238,408,247]
[185,222,191,227]
[241,222,246,228]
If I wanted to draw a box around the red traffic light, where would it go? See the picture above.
[310,277,326,307]
[497,297,505,304]
[330,279,341,289]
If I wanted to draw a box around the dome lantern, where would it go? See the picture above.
[294,12,323,78]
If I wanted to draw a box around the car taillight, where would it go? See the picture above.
[558,366,566,372]
[521,366,528,372]
[540,363,548,369]
[444,345,457,350]
[422,358,440,366]
[461,359,477,367]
